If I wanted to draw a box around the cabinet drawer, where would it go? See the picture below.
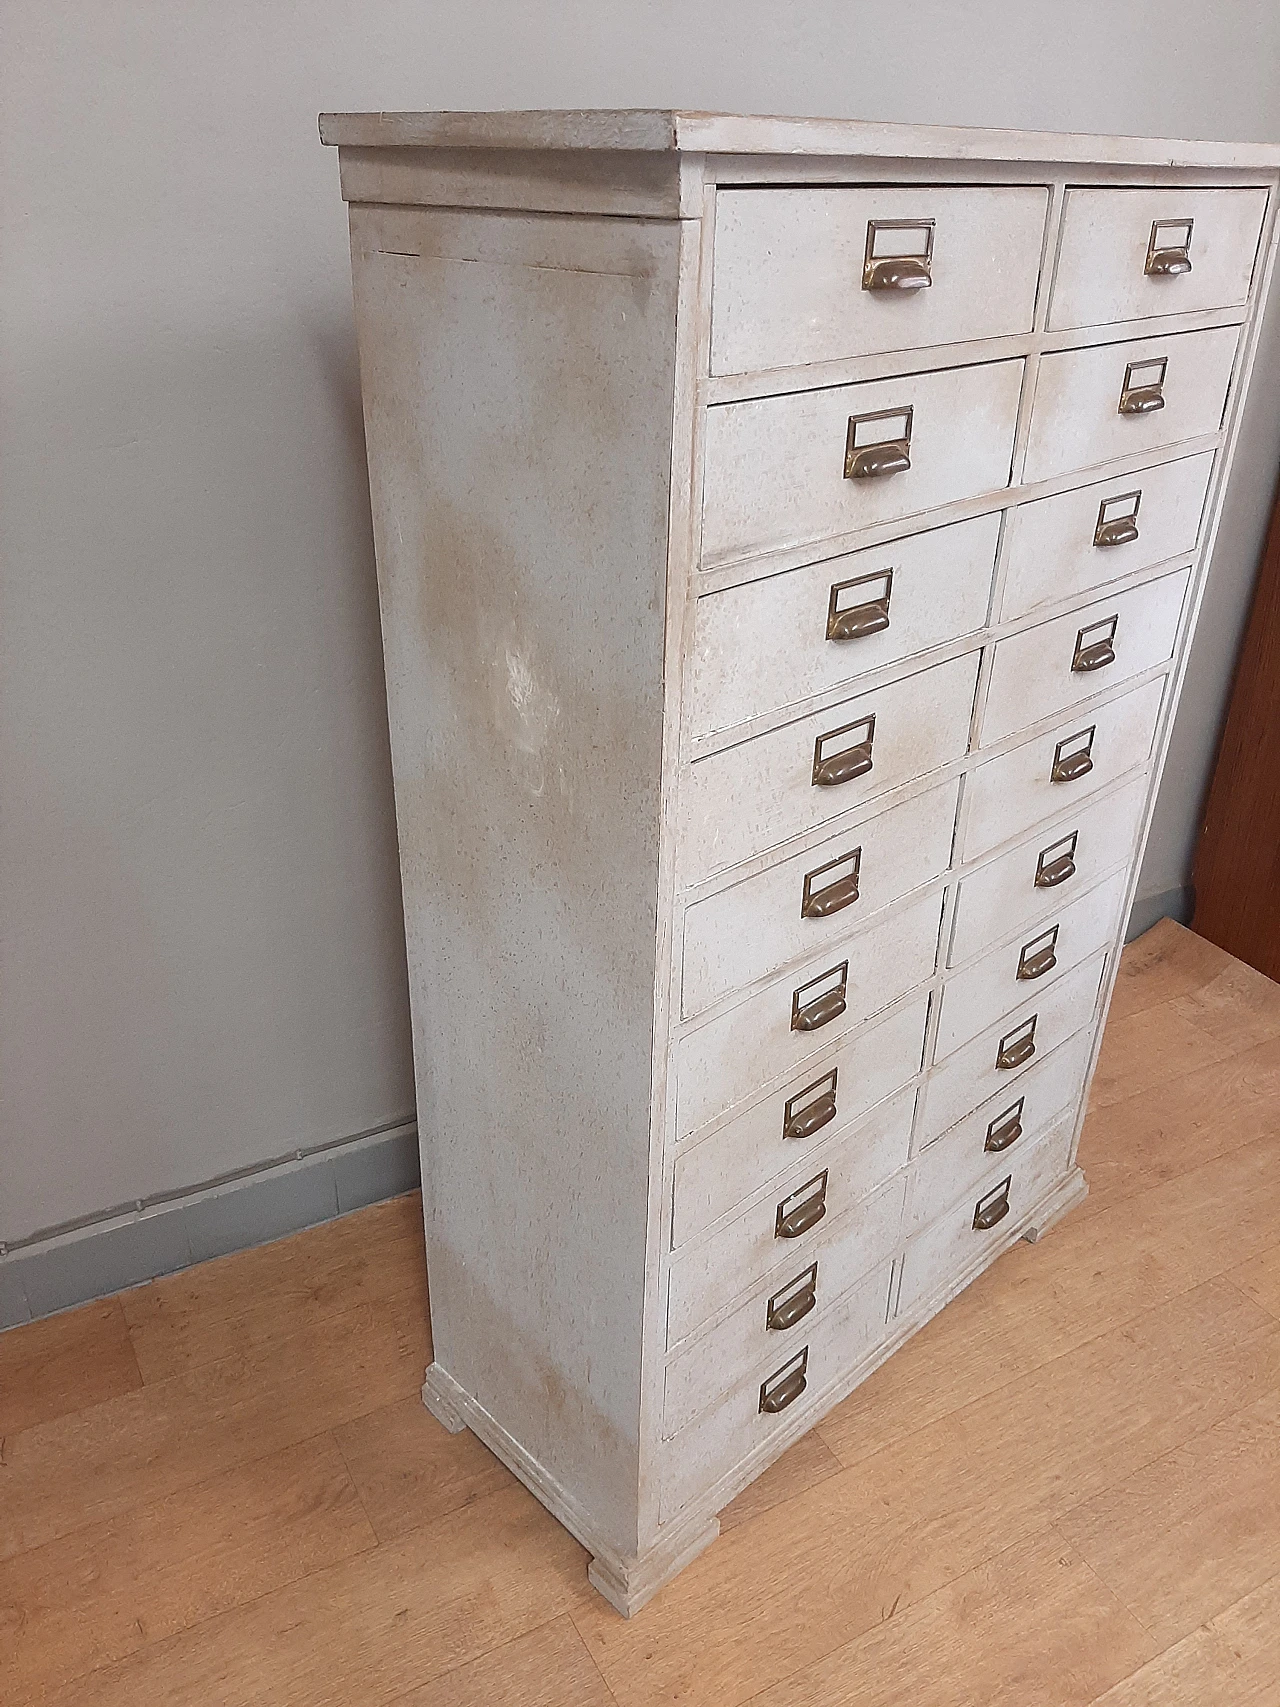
[918,951,1107,1144]
[689,512,999,739]
[672,1002,926,1250]
[660,1257,895,1520]
[961,674,1164,862]
[682,651,978,883]
[907,1029,1093,1233]
[710,185,1048,377]
[702,360,1024,568]
[676,888,943,1143]
[948,772,1147,967]
[899,1120,1075,1314]
[682,780,958,1019]
[1048,187,1268,332]
[981,565,1190,746]
[664,1172,904,1436]
[935,868,1128,1060]
[999,450,1214,622]
[1022,326,1238,485]
[669,1124,907,1346]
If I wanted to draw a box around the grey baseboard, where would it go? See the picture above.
[1126,884,1195,942]
[0,1120,421,1330]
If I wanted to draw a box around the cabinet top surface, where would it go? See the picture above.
[317,108,1280,170]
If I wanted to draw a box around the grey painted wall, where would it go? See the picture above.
[4,0,1280,1248]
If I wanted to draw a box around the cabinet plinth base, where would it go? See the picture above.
[421,1363,468,1434]
[588,1518,721,1619]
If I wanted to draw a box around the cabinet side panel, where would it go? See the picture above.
[347,204,678,1550]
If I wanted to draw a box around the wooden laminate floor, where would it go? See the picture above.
[4,919,1280,1705]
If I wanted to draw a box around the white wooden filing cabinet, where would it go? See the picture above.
[320,110,1280,1614]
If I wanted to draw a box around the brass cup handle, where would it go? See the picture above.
[1119,387,1165,416]
[814,741,873,788]
[1095,516,1139,548]
[985,1109,1023,1153]
[792,987,847,1032]
[783,1087,837,1142]
[1018,942,1058,981]
[759,1360,808,1414]
[801,872,860,919]
[864,256,931,292]
[1147,248,1192,276]
[1036,851,1076,888]
[997,1031,1036,1071]
[767,1268,819,1332]
[776,1187,827,1240]
[973,1182,1012,1231]
[828,597,891,642]
[847,439,911,479]
[1052,749,1094,785]
[1073,638,1116,673]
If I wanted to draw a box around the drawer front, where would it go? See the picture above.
[682,780,959,1019]
[660,1257,895,1520]
[981,565,1191,746]
[664,1173,905,1436]
[949,772,1147,967]
[710,185,1048,377]
[1022,326,1238,485]
[689,512,999,739]
[672,1003,926,1250]
[918,951,1107,1144]
[682,651,979,883]
[702,360,1024,568]
[675,887,943,1143]
[1048,187,1268,332]
[899,1120,1075,1315]
[669,1093,912,1344]
[934,868,1128,1060]
[1000,450,1215,623]
[907,1029,1094,1234]
[961,674,1165,862]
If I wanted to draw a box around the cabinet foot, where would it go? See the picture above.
[1021,1166,1088,1243]
[421,1362,469,1434]
[587,1517,720,1618]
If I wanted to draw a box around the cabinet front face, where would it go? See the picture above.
[328,117,1278,1613]
[657,160,1275,1545]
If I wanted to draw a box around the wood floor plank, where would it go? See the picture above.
[717,1429,843,1535]
[1231,1240,1280,1320]
[574,1279,1278,1707]
[1106,918,1234,1025]
[1076,1032,1280,1222]
[1088,1570,1280,1706]
[46,1482,593,1707]
[0,1298,142,1435]
[1089,998,1237,1111]
[740,1528,1155,1707]
[1168,952,1280,1051]
[0,1433,376,1700]
[121,1194,428,1384]
[394,1616,617,1707]
[819,1124,1280,1471]
[333,1394,513,1541]
[1059,1385,1280,1648]
[1,1294,429,1564]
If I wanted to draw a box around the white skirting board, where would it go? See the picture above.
[0,1119,419,1328]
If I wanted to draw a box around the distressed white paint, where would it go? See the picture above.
[980,563,1191,743]
[946,771,1148,965]
[1048,186,1269,330]
[709,185,1048,375]
[1022,323,1241,481]
[326,114,1280,1615]
[999,448,1214,619]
